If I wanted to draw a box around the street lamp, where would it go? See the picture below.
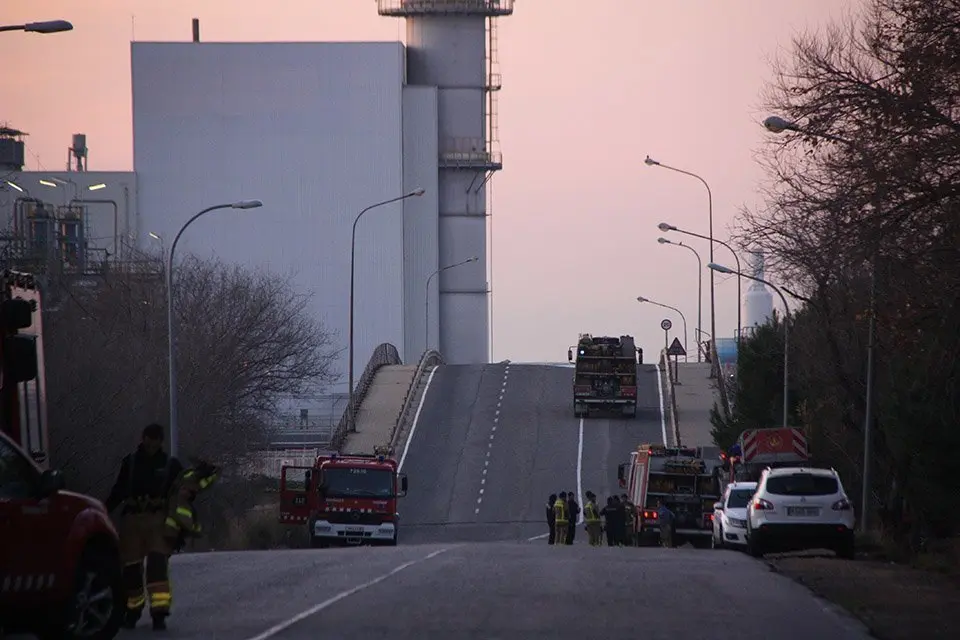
[166,199,263,457]
[645,155,717,373]
[764,113,878,531]
[348,188,426,432]
[657,237,702,362]
[708,262,790,430]
[636,296,688,364]
[425,257,478,351]
[0,20,73,34]
[659,221,743,350]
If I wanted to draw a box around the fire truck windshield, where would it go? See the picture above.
[322,467,394,498]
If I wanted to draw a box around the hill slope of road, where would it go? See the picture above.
[397,363,665,544]
[157,543,871,639]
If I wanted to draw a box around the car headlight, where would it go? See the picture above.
[727,517,747,528]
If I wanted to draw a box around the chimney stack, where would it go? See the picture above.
[192,18,200,43]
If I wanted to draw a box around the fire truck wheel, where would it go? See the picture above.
[310,536,330,549]
[42,543,124,640]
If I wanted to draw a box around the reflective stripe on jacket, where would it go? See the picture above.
[553,499,568,523]
[584,501,601,522]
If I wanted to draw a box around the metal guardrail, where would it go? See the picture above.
[710,339,733,422]
[388,349,444,452]
[329,343,401,452]
[660,348,681,447]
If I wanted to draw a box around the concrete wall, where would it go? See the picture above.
[131,41,436,391]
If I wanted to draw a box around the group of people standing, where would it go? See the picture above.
[546,491,638,547]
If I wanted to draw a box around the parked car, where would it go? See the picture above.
[712,481,757,549]
[0,431,124,638]
[745,466,856,559]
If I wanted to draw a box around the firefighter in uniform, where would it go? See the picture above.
[163,460,220,555]
[104,424,183,631]
[553,492,569,545]
[583,491,603,546]
[622,493,637,546]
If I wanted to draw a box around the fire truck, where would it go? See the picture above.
[568,334,638,418]
[278,446,408,547]
[619,443,723,547]
[0,270,124,638]
[719,427,810,492]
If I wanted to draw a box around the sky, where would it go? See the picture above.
[1,0,854,362]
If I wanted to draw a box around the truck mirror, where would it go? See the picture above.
[1,298,33,331]
[304,470,311,486]
[713,502,723,511]
[38,468,65,498]
[567,348,573,363]
[3,335,38,382]
[398,473,408,497]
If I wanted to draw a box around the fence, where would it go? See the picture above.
[388,349,444,452]
[660,348,681,447]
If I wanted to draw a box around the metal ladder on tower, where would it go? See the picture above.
[486,15,502,163]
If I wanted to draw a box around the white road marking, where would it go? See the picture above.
[655,361,668,446]
[398,367,438,472]
[476,366,509,516]
[527,532,550,541]
[576,417,584,525]
[243,547,454,640]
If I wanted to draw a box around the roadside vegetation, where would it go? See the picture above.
[42,253,339,550]
[710,1,960,636]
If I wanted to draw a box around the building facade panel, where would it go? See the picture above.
[401,86,440,357]
[131,42,409,392]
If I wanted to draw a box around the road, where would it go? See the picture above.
[396,363,663,544]
[153,543,869,639]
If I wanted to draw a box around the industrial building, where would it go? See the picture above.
[130,0,513,390]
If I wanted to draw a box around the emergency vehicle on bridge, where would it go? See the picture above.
[279,446,408,547]
[0,270,124,639]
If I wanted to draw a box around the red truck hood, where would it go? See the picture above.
[58,490,108,512]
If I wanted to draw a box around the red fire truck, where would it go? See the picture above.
[0,270,124,639]
[619,443,723,547]
[279,446,408,547]
[720,427,810,491]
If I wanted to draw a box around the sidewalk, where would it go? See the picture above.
[341,365,417,454]
[672,362,719,447]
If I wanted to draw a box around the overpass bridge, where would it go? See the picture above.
[138,347,868,640]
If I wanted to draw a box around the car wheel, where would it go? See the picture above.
[835,536,855,560]
[712,526,724,549]
[42,544,124,640]
[747,534,764,558]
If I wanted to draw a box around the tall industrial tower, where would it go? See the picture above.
[378,0,514,364]
[744,250,774,333]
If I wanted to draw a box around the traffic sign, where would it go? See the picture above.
[667,337,686,357]
[660,319,672,331]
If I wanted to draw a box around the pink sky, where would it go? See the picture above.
[1,0,852,361]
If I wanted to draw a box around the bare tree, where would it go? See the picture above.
[44,255,340,498]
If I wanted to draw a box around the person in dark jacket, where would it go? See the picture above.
[601,497,617,546]
[546,494,557,544]
[104,423,183,631]
[566,491,580,545]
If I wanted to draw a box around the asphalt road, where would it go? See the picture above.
[398,363,665,545]
[142,543,870,639]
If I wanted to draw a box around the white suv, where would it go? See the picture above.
[745,466,855,559]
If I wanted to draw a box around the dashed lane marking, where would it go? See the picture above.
[476,364,509,515]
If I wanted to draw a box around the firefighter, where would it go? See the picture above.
[621,493,636,547]
[583,491,603,546]
[553,492,569,545]
[545,494,557,544]
[163,459,220,555]
[565,490,580,545]
[104,423,183,631]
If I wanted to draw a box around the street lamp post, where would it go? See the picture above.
[425,257,478,351]
[166,199,263,457]
[763,114,879,532]
[636,296,688,364]
[659,222,742,350]
[348,189,426,432]
[645,156,717,374]
[708,262,790,430]
[657,237,701,362]
[0,20,73,34]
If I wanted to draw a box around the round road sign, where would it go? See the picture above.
[660,319,672,331]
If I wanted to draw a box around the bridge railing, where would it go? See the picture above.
[660,348,681,447]
[329,343,402,452]
[389,349,444,452]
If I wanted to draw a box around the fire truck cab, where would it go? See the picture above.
[279,446,408,548]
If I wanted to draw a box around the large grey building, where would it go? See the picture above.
[131,0,511,390]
